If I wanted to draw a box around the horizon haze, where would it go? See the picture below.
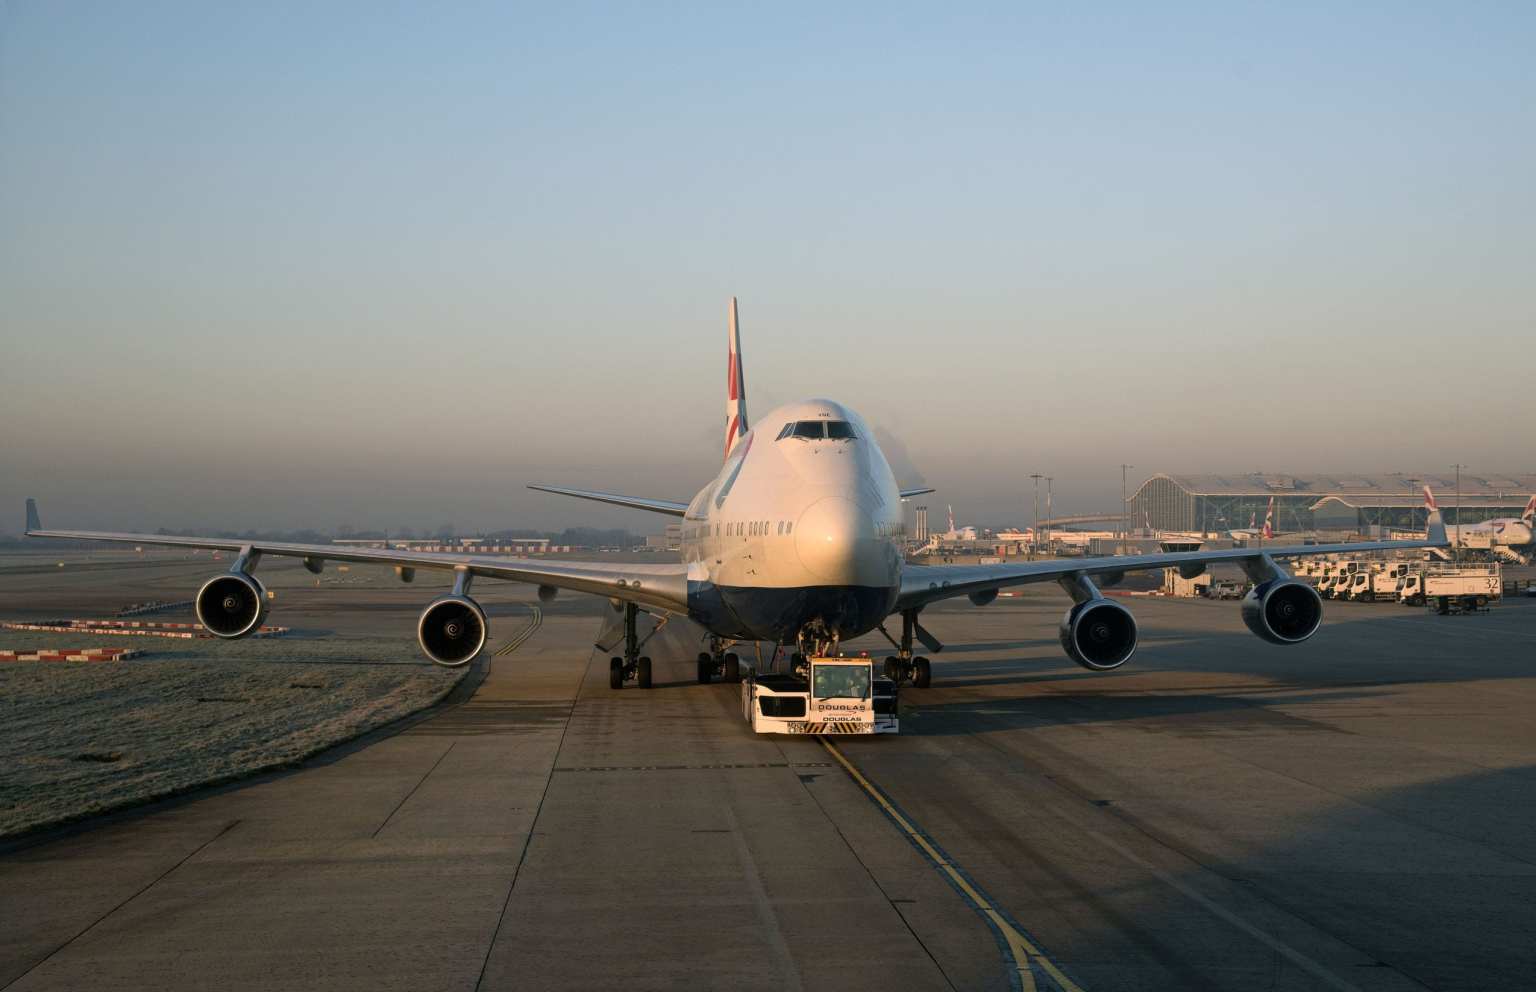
[3,4,1533,535]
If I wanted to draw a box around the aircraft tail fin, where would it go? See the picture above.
[1423,486,1438,511]
[724,297,748,461]
[1261,496,1275,539]
[1523,494,1535,525]
[25,498,41,534]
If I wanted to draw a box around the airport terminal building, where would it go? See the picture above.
[1128,472,1536,534]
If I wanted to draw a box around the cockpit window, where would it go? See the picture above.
[791,421,825,439]
[826,421,856,440]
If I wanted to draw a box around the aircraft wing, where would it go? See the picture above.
[527,485,689,517]
[25,510,689,613]
[896,520,1448,612]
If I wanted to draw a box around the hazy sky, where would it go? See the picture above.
[3,2,1533,534]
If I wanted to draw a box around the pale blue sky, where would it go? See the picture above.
[3,2,1533,533]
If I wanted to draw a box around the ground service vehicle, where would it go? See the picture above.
[743,657,899,735]
[1345,562,1413,602]
[1398,564,1501,610]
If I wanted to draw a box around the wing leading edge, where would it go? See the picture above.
[527,485,689,517]
[25,507,689,613]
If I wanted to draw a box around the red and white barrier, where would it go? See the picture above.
[0,648,141,662]
[1,620,288,639]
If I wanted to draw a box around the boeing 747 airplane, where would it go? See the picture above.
[26,299,1449,690]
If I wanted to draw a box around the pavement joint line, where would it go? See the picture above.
[722,794,805,991]
[556,770,829,777]
[777,738,959,991]
[818,737,1082,992]
[1085,829,1370,992]
[0,818,242,991]
[472,650,580,992]
[493,604,543,657]
[371,740,456,839]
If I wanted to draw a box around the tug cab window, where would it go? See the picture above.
[813,663,870,700]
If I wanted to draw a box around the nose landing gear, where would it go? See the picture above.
[879,609,938,688]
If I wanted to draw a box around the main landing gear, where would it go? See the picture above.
[609,602,664,690]
[696,638,744,684]
[880,609,933,688]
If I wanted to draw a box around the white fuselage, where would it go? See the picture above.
[676,399,906,642]
[1447,516,1535,549]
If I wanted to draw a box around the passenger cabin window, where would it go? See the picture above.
[826,421,856,440]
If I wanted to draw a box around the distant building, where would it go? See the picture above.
[1127,472,1536,535]
[645,523,683,551]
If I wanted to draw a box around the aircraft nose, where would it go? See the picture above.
[795,497,874,584]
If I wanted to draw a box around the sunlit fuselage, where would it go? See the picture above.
[679,399,906,642]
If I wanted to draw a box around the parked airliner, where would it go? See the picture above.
[27,299,1448,690]
[1424,487,1535,561]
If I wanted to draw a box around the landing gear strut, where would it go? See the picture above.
[880,609,932,688]
[609,602,654,690]
[696,637,743,684]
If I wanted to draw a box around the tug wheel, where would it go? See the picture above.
[723,652,741,683]
[609,657,624,690]
[697,652,713,684]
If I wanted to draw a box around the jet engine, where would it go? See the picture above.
[1241,580,1323,645]
[1059,599,1138,670]
[196,573,269,638]
[417,595,487,667]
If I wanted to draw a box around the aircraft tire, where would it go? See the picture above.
[638,656,652,689]
[724,653,740,682]
[697,652,713,684]
[609,657,624,690]
[912,656,932,689]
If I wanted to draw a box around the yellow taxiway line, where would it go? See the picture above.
[819,736,1086,992]
[494,605,543,657]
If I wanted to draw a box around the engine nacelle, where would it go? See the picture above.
[196,573,269,638]
[1241,579,1323,645]
[417,595,488,667]
[1059,599,1138,670]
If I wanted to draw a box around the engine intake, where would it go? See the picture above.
[1242,580,1323,644]
[196,573,269,638]
[1059,599,1138,670]
[417,595,487,667]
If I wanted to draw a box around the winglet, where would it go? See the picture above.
[724,297,749,461]
[25,498,40,534]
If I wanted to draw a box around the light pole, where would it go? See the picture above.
[1045,476,1053,551]
[1121,464,1134,552]
[1452,463,1464,563]
[1029,473,1044,560]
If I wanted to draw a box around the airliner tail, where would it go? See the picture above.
[724,297,748,461]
